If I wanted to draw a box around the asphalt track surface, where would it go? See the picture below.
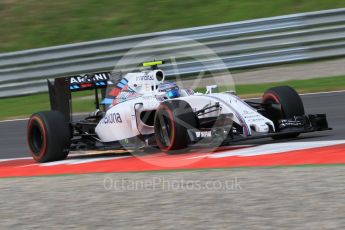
[1,91,344,160]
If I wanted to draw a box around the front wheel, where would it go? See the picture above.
[262,86,305,140]
[27,111,71,162]
[154,100,198,153]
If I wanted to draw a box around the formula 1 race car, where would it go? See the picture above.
[27,61,330,162]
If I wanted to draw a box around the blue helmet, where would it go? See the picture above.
[158,82,180,99]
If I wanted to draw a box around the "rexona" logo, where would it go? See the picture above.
[102,113,123,124]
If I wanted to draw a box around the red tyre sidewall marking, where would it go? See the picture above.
[263,92,284,118]
[263,92,280,104]
[156,104,175,152]
[27,116,47,162]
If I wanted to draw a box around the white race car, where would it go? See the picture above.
[27,61,330,162]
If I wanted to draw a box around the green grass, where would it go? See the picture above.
[1,0,345,52]
[1,75,344,120]
[195,75,345,95]
[0,93,50,119]
[0,90,95,119]
[236,75,345,96]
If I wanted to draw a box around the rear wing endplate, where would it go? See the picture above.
[47,72,111,122]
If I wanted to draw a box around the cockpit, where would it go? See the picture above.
[101,61,197,108]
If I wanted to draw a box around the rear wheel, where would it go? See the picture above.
[262,86,305,139]
[27,111,71,162]
[154,100,197,153]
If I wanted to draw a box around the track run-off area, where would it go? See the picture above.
[1,91,345,178]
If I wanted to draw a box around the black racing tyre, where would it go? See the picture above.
[262,86,305,140]
[27,111,71,162]
[154,100,198,153]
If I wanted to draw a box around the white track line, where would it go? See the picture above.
[0,157,31,162]
[300,89,345,96]
[0,118,29,123]
[39,156,131,166]
[16,156,131,167]
[3,140,345,165]
[245,89,345,100]
[210,140,345,158]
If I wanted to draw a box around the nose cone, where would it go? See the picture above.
[251,123,270,133]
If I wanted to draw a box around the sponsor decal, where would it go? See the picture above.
[195,131,212,138]
[102,112,123,124]
[69,72,110,84]
[136,75,154,81]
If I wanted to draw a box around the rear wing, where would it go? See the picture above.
[48,72,111,122]
[68,72,111,91]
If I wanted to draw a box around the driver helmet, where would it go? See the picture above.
[158,82,180,99]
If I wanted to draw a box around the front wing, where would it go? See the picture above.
[187,114,331,144]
